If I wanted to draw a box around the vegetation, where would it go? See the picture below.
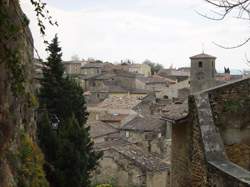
[7,131,49,187]
[38,35,102,187]
[143,59,164,75]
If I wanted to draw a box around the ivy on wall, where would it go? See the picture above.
[0,0,57,95]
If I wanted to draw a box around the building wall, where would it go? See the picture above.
[146,171,169,187]
[92,149,169,187]
[128,64,151,77]
[209,78,250,171]
[64,63,81,75]
[171,121,192,187]
[145,83,168,92]
[157,79,189,99]
[81,67,102,76]
[190,58,216,93]
[170,78,250,187]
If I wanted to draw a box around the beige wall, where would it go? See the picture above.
[157,79,189,99]
[128,64,152,77]
[146,171,169,187]
[93,149,169,187]
[64,63,81,75]
[81,67,101,76]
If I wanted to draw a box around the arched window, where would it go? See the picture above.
[198,61,203,68]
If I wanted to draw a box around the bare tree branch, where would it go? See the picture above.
[203,0,250,48]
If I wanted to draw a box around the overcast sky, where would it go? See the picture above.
[21,0,250,71]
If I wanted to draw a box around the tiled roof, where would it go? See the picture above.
[82,62,104,68]
[161,100,189,121]
[97,95,143,110]
[94,138,132,150]
[95,140,169,172]
[190,53,216,59]
[121,115,164,132]
[145,75,176,84]
[89,121,118,138]
[114,144,169,171]
[99,113,128,123]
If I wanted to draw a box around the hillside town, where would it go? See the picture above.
[2,1,250,187]
[33,53,250,186]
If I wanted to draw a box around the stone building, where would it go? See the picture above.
[158,67,190,82]
[144,75,176,92]
[163,78,250,187]
[89,121,119,143]
[120,115,169,159]
[63,60,82,75]
[190,53,216,93]
[157,79,190,99]
[117,63,152,77]
[82,71,149,104]
[93,139,170,187]
[80,62,104,76]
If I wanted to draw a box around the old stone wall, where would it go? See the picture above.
[0,1,48,186]
[209,78,250,171]
[93,149,149,187]
[171,78,250,187]
[171,121,191,187]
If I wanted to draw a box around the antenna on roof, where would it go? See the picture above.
[202,43,205,54]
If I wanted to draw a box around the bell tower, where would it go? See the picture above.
[190,53,216,93]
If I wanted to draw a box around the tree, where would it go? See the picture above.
[37,111,58,185]
[143,59,164,75]
[204,0,250,48]
[55,116,101,187]
[39,35,65,119]
[38,35,102,187]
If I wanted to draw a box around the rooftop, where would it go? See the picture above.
[97,95,144,110]
[161,100,189,121]
[190,53,216,59]
[89,121,118,138]
[95,140,169,172]
[121,115,164,132]
[82,62,104,68]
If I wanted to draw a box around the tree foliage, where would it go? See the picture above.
[38,35,102,187]
[143,59,164,75]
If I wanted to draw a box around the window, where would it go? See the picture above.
[198,61,203,68]
[125,131,130,137]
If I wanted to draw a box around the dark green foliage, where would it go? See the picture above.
[143,60,163,75]
[39,35,64,117]
[38,35,102,187]
[55,117,102,187]
[60,77,88,126]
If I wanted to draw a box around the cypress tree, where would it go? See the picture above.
[38,35,102,187]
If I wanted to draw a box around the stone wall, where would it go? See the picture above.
[0,1,48,186]
[170,78,250,187]
[209,78,250,171]
[93,148,169,187]
[171,120,191,187]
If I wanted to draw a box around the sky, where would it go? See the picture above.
[21,0,250,71]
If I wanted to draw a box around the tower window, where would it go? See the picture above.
[198,61,203,68]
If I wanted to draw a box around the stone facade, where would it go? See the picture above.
[168,78,250,187]
[93,141,170,187]
[190,53,216,93]
[63,61,82,75]
[157,79,190,99]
